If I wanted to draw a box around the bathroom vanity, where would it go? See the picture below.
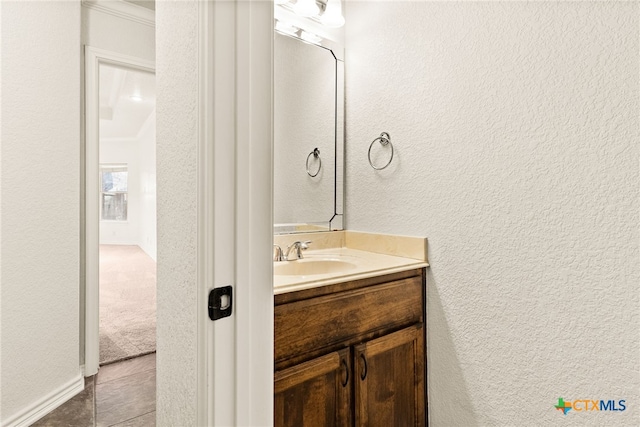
[272,17,428,425]
[274,231,428,427]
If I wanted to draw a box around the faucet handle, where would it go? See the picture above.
[294,240,312,259]
[273,244,283,262]
[284,240,312,261]
[300,240,312,250]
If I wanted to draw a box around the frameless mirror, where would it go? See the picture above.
[273,31,344,234]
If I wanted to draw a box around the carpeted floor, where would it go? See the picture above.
[100,245,156,365]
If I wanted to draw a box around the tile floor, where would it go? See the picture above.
[33,353,156,427]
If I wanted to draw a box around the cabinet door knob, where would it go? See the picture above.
[360,353,368,380]
[340,358,349,387]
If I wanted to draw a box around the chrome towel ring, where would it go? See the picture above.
[306,148,321,177]
[368,132,393,170]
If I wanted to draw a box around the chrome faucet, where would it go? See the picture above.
[284,240,312,261]
[274,241,312,262]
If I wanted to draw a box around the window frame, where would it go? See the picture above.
[99,163,129,222]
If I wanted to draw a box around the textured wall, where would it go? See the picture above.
[345,2,638,426]
[82,5,155,62]
[155,2,199,425]
[1,0,82,422]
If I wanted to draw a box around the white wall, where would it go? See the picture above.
[156,2,200,424]
[99,139,141,245]
[1,1,83,424]
[82,4,155,63]
[138,111,157,261]
[345,2,638,426]
[99,117,156,256]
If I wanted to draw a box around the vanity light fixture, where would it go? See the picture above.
[319,0,345,28]
[293,0,319,18]
[274,0,341,43]
[300,30,322,45]
[275,20,300,37]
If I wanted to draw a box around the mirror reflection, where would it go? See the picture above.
[273,32,344,234]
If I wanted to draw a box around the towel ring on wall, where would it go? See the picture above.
[306,148,322,177]
[368,132,393,170]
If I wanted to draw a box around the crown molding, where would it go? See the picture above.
[82,0,155,28]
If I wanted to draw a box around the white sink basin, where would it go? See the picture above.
[274,259,358,276]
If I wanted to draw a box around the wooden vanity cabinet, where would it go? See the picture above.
[275,268,427,427]
[275,348,352,427]
[354,325,425,427]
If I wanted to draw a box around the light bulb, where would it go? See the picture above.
[293,0,319,18]
[320,0,344,28]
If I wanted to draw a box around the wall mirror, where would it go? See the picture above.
[273,31,344,235]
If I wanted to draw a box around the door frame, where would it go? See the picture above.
[201,1,274,424]
[232,1,274,424]
[84,46,155,376]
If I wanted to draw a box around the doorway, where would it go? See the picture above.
[85,47,156,376]
[97,64,157,365]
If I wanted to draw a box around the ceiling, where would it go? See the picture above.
[99,64,155,140]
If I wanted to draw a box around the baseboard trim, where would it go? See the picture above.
[2,373,85,427]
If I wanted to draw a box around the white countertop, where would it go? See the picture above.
[274,247,428,295]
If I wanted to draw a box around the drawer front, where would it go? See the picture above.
[275,276,423,364]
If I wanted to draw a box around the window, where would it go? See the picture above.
[100,164,128,221]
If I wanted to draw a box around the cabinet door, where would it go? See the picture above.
[354,324,425,427]
[275,348,351,427]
